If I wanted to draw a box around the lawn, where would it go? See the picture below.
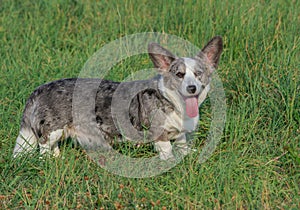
[0,0,299,209]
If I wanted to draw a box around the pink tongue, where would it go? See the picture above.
[185,97,199,118]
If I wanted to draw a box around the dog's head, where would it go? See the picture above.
[148,36,223,118]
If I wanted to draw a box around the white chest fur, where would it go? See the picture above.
[183,114,199,132]
[163,110,199,137]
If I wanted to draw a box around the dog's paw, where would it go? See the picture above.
[53,146,61,157]
[159,152,175,161]
[175,144,196,156]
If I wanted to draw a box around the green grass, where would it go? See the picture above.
[1,0,299,209]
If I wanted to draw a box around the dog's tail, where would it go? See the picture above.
[13,126,38,158]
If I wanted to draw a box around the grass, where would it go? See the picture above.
[0,0,299,209]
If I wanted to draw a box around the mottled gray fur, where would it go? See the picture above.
[13,36,223,160]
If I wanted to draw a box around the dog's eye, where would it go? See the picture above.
[194,71,202,77]
[176,72,185,78]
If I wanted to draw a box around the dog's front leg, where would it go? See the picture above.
[154,141,174,160]
[174,134,190,156]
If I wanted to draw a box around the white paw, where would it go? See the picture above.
[53,147,61,157]
[159,151,175,160]
[175,144,196,156]
[154,141,175,161]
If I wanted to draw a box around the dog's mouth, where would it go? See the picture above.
[181,94,199,118]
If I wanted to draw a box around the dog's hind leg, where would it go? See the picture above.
[39,129,63,157]
[13,127,38,158]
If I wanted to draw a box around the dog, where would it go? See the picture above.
[13,36,223,160]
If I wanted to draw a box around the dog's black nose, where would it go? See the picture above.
[186,85,196,94]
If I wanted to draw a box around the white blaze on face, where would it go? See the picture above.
[181,58,202,118]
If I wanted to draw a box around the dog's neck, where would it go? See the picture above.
[157,75,185,114]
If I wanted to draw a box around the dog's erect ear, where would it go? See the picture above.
[198,36,223,69]
[148,43,176,72]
